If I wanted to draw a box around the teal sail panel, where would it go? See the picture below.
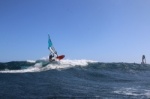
[48,34,52,49]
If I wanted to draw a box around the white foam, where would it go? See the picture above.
[0,63,43,73]
[43,59,97,70]
[144,90,150,98]
[39,56,49,61]
[27,60,36,63]
[114,87,150,98]
[0,59,97,73]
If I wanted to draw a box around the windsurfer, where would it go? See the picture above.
[48,34,58,61]
[49,47,58,61]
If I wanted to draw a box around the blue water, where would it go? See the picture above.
[0,60,150,99]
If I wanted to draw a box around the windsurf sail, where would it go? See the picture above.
[48,34,52,49]
[48,34,57,56]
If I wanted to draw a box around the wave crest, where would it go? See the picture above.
[0,59,96,73]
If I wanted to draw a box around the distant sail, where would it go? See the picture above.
[141,55,146,64]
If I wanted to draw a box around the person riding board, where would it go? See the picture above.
[49,46,58,61]
[48,34,58,61]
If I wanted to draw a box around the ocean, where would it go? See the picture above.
[0,59,150,99]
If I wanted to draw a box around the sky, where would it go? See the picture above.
[0,0,150,63]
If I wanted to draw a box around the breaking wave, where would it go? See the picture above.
[0,59,97,73]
